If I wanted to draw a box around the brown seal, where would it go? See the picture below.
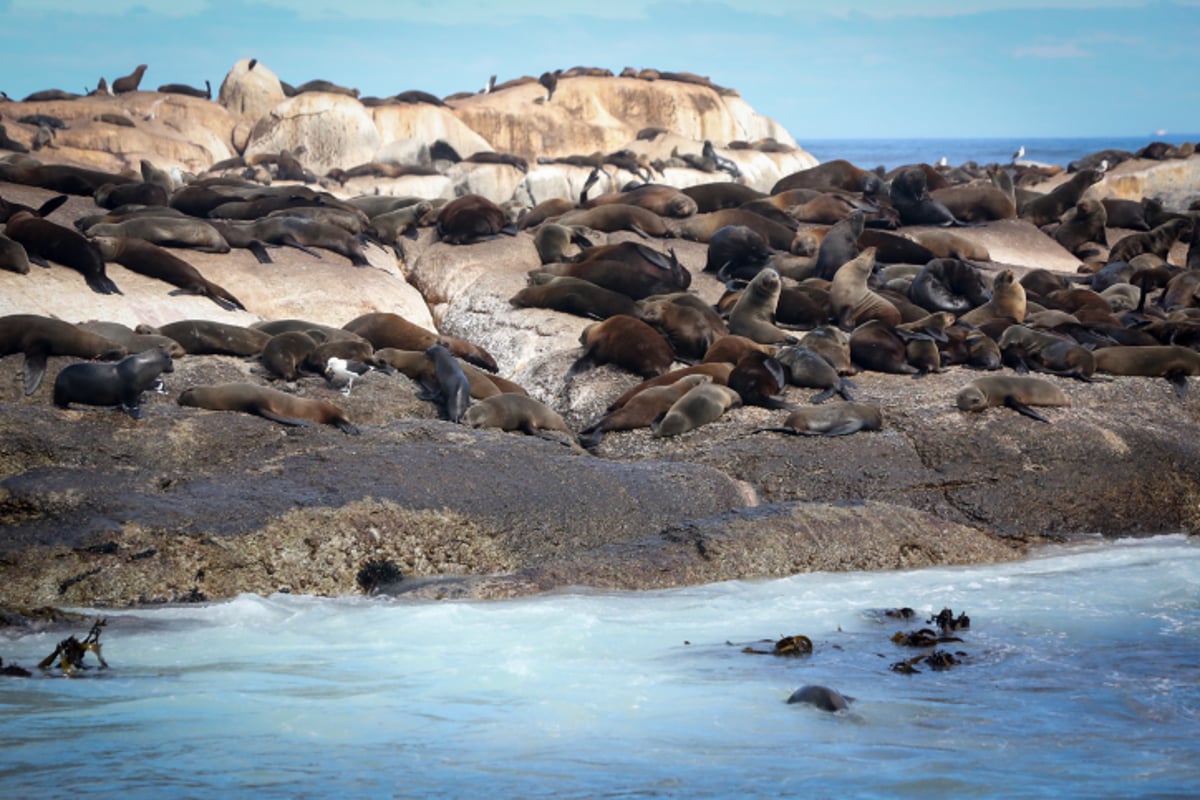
[242,217,370,265]
[463,393,571,437]
[581,184,698,218]
[342,312,498,373]
[578,373,713,449]
[0,314,126,393]
[606,363,735,412]
[1052,199,1108,254]
[997,325,1100,382]
[4,211,121,294]
[568,314,676,379]
[517,197,577,230]
[959,270,1026,326]
[179,382,359,434]
[771,160,882,195]
[143,319,272,356]
[955,375,1071,422]
[813,211,865,281]
[929,184,1017,222]
[639,293,728,361]
[728,268,797,345]
[766,402,882,436]
[84,217,230,254]
[774,345,857,403]
[681,181,766,212]
[1108,218,1191,264]
[91,236,244,310]
[829,247,901,330]
[702,334,776,365]
[1093,345,1200,398]
[0,161,136,196]
[0,232,30,274]
[652,382,742,437]
[260,331,322,381]
[536,241,690,300]
[555,204,671,237]
[53,346,173,419]
[909,230,990,261]
[849,319,919,375]
[672,208,797,252]
[510,275,641,320]
[910,259,992,314]
[532,223,595,264]
[435,194,514,244]
[371,348,524,400]
[111,65,148,94]
[728,350,791,409]
[76,320,185,358]
[1019,168,1104,226]
[787,685,854,711]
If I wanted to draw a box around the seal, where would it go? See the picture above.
[955,375,1071,422]
[775,345,857,403]
[0,232,30,274]
[510,275,641,320]
[94,181,169,209]
[889,168,961,227]
[463,393,571,438]
[727,350,791,409]
[997,325,1101,382]
[0,314,127,393]
[910,258,992,314]
[909,229,990,261]
[242,217,371,266]
[53,346,173,418]
[765,402,882,436]
[420,343,471,423]
[581,184,698,218]
[829,247,901,330]
[639,293,728,361]
[156,79,212,99]
[84,216,230,254]
[1100,198,1150,231]
[1052,199,1108,254]
[682,181,765,212]
[849,319,919,375]
[652,382,742,437]
[555,204,671,237]
[786,685,853,711]
[4,211,121,294]
[532,223,595,264]
[260,331,321,381]
[371,348,525,400]
[1019,168,1105,226]
[1108,218,1191,264]
[76,320,185,358]
[702,334,775,365]
[605,363,735,412]
[568,314,676,379]
[145,319,272,356]
[771,160,881,195]
[577,373,713,449]
[959,270,1026,326]
[704,224,772,282]
[180,382,359,434]
[929,184,1016,222]
[813,211,865,281]
[342,312,498,373]
[671,208,797,252]
[435,194,515,244]
[536,241,690,300]
[111,65,148,94]
[727,268,797,345]
[1092,345,1200,398]
[91,236,244,310]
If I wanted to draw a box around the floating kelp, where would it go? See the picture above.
[741,634,813,656]
[930,607,971,633]
[891,649,965,674]
[38,618,108,674]
[890,628,964,648]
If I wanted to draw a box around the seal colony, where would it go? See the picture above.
[2,57,1200,607]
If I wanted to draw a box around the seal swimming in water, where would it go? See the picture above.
[179,382,360,434]
[53,346,173,418]
[786,684,854,712]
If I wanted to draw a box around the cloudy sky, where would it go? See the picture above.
[1,0,1196,140]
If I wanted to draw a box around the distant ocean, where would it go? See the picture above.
[799,134,1200,171]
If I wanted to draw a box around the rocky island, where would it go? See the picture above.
[1,60,1198,608]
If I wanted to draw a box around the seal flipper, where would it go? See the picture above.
[86,273,122,295]
[333,420,361,435]
[1167,371,1189,399]
[248,240,273,264]
[22,348,49,395]
[1003,396,1052,423]
[252,408,312,427]
[35,195,69,217]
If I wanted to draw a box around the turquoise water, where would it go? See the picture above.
[1,535,1197,798]
[801,134,1200,171]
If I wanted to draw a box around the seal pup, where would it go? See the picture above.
[639,293,727,361]
[775,345,857,403]
[0,315,127,393]
[959,270,1026,326]
[4,211,121,294]
[764,402,882,436]
[955,375,1071,422]
[260,331,321,381]
[0,232,30,274]
[728,268,796,345]
[910,259,992,315]
[418,344,471,423]
[53,347,173,418]
[813,211,865,281]
[787,685,853,712]
[179,383,359,434]
[652,382,742,437]
[577,373,713,449]
[568,315,676,379]
[464,394,572,440]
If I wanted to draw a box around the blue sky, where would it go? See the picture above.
[0,0,1197,140]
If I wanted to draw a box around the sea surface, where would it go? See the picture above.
[800,134,1200,172]
[1,534,1197,798]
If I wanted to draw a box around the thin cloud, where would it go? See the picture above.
[1012,41,1092,58]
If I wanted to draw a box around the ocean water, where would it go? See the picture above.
[800,134,1200,172]
[1,535,1197,798]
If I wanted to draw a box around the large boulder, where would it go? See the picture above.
[245,92,381,175]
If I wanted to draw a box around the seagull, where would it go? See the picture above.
[324,357,372,396]
[1098,159,1109,174]
[937,156,948,168]
[1011,145,1025,163]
